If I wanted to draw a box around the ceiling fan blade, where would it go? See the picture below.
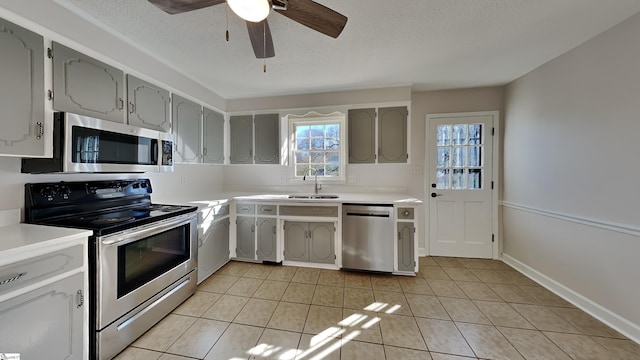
[275,0,347,38]
[148,0,226,14]
[247,20,275,59]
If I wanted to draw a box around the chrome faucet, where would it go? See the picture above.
[302,167,322,194]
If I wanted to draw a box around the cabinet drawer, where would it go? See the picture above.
[236,203,255,214]
[0,245,84,296]
[280,205,339,217]
[257,205,277,215]
[397,207,414,220]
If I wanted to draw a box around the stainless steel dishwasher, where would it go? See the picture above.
[342,204,394,272]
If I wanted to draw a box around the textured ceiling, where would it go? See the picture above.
[43,1,640,98]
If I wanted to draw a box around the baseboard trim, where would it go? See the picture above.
[502,253,640,344]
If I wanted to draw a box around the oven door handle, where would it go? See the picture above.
[100,214,194,246]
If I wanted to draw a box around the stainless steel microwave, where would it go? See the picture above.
[22,112,174,173]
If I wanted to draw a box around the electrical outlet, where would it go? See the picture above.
[348,175,357,183]
[410,167,422,175]
[280,175,288,183]
[180,176,187,184]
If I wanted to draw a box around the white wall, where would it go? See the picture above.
[503,11,640,341]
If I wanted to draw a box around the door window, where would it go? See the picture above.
[435,123,484,190]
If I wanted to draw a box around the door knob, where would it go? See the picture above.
[431,193,442,198]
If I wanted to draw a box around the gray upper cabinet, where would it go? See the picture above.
[203,107,224,164]
[230,115,253,164]
[52,42,124,123]
[0,18,46,157]
[126,75,170,132]
[378,106,408,163]
[254,114,279,164]
[172,94,202,163]
[348,108,376,163]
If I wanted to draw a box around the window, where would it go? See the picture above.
[435,123,484,189]
[289,113,345,181]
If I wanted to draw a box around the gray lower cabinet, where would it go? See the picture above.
[0,17,46,157]
[284,221,335,264]
[0,272,84,359]
[378,106,408,163]
[397,222,415,272]
[256,217,277,261]
[254,114,279,164]
[203,107,225,164]
[172,94,202,163]
[235,216,255,259]
[52,42,124,123]
[198,218,230,283]
[230,115,253,164]
[348,108,376,163]
[126,74,170,132]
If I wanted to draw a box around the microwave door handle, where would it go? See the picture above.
[153,140,159,164]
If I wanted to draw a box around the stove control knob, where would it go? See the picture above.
[132,183,140,189]
[59,186,71,199]
[140,182,148,188]
[41,187,57,201]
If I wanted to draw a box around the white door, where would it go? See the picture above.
[428,113,495,258]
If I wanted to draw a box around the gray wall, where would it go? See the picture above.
[503,11,640,341]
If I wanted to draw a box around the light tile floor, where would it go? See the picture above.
[114,257,640,360]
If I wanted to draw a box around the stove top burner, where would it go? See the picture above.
[25,179,198,236]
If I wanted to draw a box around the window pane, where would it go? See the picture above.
[452,169,466,189]
[469,124,482,145]
[468,146,482,167]
[311,138,324,150]
[310,151,324,163]
[453,124,467,145]
[310,125,324,137]
[295,165,308,177]
[296,126,310,138]
[452,146,466,167]
[296,138,310,150]
[436,169,450,189]
[468,169,482,189]
[325,124,339,138]
[326,163,339,176]
[437,147,450,168]
[437,125,451,146]
[324,138,339,150]
[295,151,309,163]
[326,151,339,163]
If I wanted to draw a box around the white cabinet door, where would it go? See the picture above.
[0,272,85,359]
[0,17,46,156]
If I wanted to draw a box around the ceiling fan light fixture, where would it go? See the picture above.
[227,0,271,23]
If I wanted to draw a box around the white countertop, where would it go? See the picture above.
[0,209,92,265]
[153,191,423,210]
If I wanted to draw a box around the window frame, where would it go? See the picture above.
[287,112,346,183]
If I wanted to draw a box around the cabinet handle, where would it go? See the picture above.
[273,225,276,234]
[36,122,44,140]
[251,225,255,232]
[118,98,124,111]
[398,231,401,240]
[203,147,208,156]
[76,290,84,308]
[128,102,135,114]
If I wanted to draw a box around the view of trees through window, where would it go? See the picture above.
[293,122,340,177]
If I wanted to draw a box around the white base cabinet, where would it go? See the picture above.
[198,204,231,284]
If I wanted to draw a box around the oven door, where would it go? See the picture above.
[95,213,197,329]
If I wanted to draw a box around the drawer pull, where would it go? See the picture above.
[0,272,27,286]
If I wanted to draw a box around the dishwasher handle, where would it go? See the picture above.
[345,210,391,217]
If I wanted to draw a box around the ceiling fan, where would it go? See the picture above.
[148,0,348,59]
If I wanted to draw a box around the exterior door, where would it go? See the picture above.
[428,113,495,258]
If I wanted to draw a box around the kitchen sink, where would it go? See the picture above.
[288,194,340,199]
